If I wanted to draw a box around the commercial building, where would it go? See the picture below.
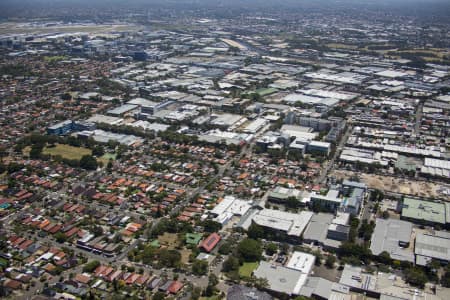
[47,120,96,135]
[252,261,306,296]
[209,195,252,225]
[47,120,74,135]
[77,130,143,147]
[86,114,124,126]
[369,218,414,263]
[307,141,331,156]
[303,212,350,250]
[299,277,350,300]
[285,251,315,274]
[226,285,273,300]
[310,190,342,212]
[242,209,313,240]
[339,265,433,299]
[267,187,304,204]
[256,131,290,151]
[341,180,367,215]
[242,118,268,134]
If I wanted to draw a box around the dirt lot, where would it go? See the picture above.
[331,170,450,200]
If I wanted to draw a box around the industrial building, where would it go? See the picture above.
[415,231,450,266]
[369,218,414,263]
[106,104,138,117]
[401,197,450,227]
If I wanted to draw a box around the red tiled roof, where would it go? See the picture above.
[168,281,183,294]
[199,232,221,253]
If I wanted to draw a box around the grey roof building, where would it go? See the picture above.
[415,231,450,266]
[300,277,350,300]
[369,218,414,262]
[227,285,272,300]
[303,213,350,249]
[253,261,307,296]
[303,213,334,245]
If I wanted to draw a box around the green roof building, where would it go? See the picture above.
[150,240,160,248]
[401,197,449,226]
[185,233,203,246]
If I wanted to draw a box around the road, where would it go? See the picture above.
[315,124,353,184]
[415,101,424,134]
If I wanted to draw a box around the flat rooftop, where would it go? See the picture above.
[401,197,446,225]
[369,218,414,262]
[252,209,313,237]
[253,261,306,296]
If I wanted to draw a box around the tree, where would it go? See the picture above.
[247,223,264,240]
[286,196,300,209]
[29,144,44,159]
[79,155,98,170]
[192,259,208,276]
[91,225,104,237]
[218,242,232,255]
[201,220,222,233]
[378,251,392,265]
[339,242,372,263]
[82,260,100,273]
[265,243,278,256]
[404,267,428,288]
[191,287,202,300]
[208,274,219,287]
[54,232,67,243]
[238,238,262,262]
[142,245,157,265]
[152,291,166,300]
[325,255,336,268]
[158,249,181,268]
[222,256,239,272]
[61,93,72,100]
[442,265,450,287]
[92,145,105,157]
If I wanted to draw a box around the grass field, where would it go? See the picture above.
[239,262,259,278]
[200,296,223,300]
[43,144,92,160]
[255,87,278,96]
[99,153,116,165]
[158,232,192,264]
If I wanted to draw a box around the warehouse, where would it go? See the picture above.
[401,197,449,226]
[415,231,450,266]
[420,157,450,179]
[369,218,414,263]
[107,104,138,117]
[242,118,268,134]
